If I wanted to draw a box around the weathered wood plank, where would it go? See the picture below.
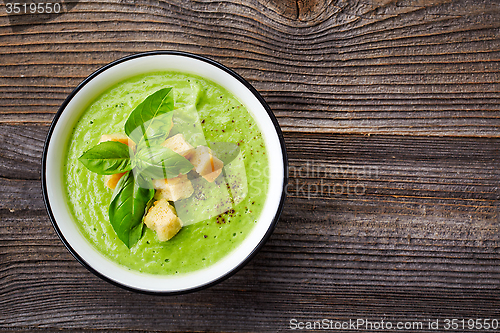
[1,0,500,331]
[0,124,45,180]
[1,125,499,283]
[1,209,499,331]
[1,124,499,222]
[0,0,499,135]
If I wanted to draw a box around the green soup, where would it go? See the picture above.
[64,72,269,275]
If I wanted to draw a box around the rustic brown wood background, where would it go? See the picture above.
[1,0,499,331]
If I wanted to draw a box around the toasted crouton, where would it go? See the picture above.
[104,172,127,190]
[189,146,224,182]
[99,133,135,189]
[161,133,194,159]
[143,199,183,241]
[153,174,194,201]
[99,133,135,149]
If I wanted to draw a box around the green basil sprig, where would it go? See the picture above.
[125,87,174,146]
[109,171,154,248]
[78,87,195,248]
[140,112,174,147]
[78,141,132,175]
[134,146,194,179]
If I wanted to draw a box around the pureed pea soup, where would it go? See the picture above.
[64,72,269,275]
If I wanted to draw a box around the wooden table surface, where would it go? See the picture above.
[1,0,500,332]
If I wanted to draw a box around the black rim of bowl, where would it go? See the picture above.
[41,50,289,295]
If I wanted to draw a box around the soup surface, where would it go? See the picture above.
[64,72,269,275]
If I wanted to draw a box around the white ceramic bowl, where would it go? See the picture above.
[42,51,288,294]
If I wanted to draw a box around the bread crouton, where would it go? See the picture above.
[99,133,135,149]
[99,133,135,189]
[104,172,127,190]
[189,146,224,182]
[161,133,194,159]
[153,174,194,201]
[143,199,183,241]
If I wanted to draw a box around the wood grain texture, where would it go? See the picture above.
[1,0,499,134]
[1,0,500,331]
[1,125,500,331]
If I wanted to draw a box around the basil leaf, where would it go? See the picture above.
[134,146,193,179]
[108,171,154,248]
[78,141,132,175]
[142,112,174,146]
[129,223,145,248]
[125,88,174,145]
